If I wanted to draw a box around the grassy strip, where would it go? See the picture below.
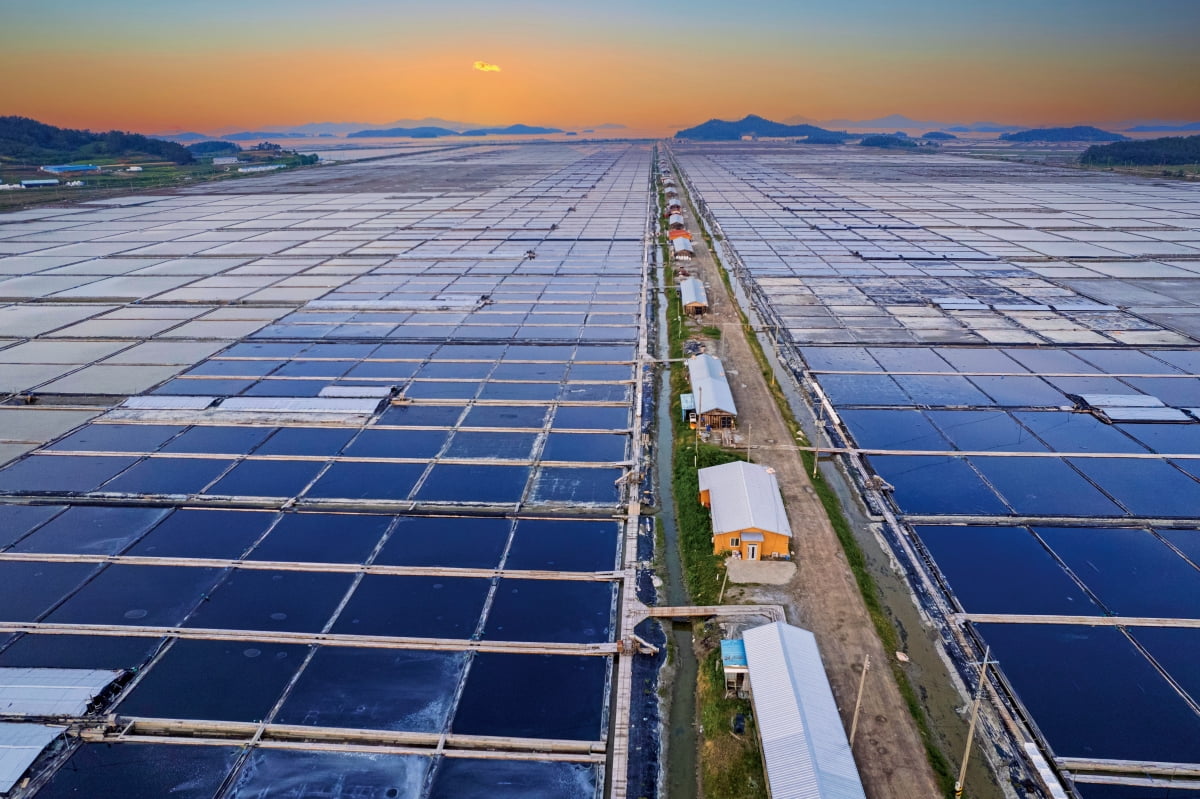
[697,644,768,799]
[668,152,958,796]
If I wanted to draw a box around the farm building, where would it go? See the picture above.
[686,353,737,429]
[668,213,686,230]
[673,236,696,261]
[697,460,791,560]
[742,622,867,799]
[666,196,682,212]
[20,179,59,188]
[680,276,707,313]
[668,229,691,241]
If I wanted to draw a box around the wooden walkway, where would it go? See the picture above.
[1056,756,1200,778]
[638,603,786,623]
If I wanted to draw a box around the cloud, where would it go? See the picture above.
[473,61,501,73]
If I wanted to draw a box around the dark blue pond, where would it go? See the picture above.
[926,411,1047,453]
[205,459,325,498]
[46,565,223,627]
[416,464,530,503]
[462,405,549,429]
[161,425,274,454]
[429,758,597,799]
[0,504,64,547]
[276,647,466,732]
[0,561,100,621]
[452,653,608,740]
[974,623,1200,763]
[551,405,629,430]
[541,433,628,462]
[35,743,239,799]
[532,467,623,505]
[969,457,1123,516]
[248,513,392,564]
[126,508,275,559]
[255,426,357,456]
[226,749,430,799]
[46,424,182,452]
[895,375,992,405]
[817,374,910,405]
[184,569,354,632]
[485,579,614,643]
[0,454,139,494]
[1013,412,1147,454]
[374,516,510,569]
[1036,527,1200,618]
[915,525,1100,615]
[332,576,489,638]
[0,633,162,670]
[306,462,427,501]
[445,431,538,459]
[117,639,307,722]
[377,405,465,426]
[345,428,450,458]
[867,456,1009,515]
[1129,627,1200,706]
[507,519,620,572]
[967,375,1066,407]
[8,505,168,555]
[1066,458,1200,517]
[101,456,232,495]
[840,409,951,451]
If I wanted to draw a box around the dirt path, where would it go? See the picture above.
[675,181,945,799]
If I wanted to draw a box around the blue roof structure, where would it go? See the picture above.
[721,639,747,670]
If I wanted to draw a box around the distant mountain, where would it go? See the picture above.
[224,131,301,141]
[946,122,1024,133]
[0,115,193,164]
[674,115,846,141]
[1124,122,1200,133]
[796,113,949,130]
[590,123,627,130]
[1081,134,1200,166]
[347,126,460,139]
[461,124,563,136]
[282,118,485,136]
[1001,126,1126,142]
[156,131,210,142]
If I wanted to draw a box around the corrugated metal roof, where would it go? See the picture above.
[0,723,64,793]
[698,460,791,538]
[743,622,867,799]
[673,237,696,256]
[217,397,383,415]
[0,668,121,717]
[1078,393,1164,408]
[687,354,737,416]
[680,277,707,306]
[121,396,216,410]
[722,639,748,670]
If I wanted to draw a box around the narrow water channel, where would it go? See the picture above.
[655,288,700,799]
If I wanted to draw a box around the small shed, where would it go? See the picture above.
[698,460,791,560]
[20,179,59,188]
[673,236,696,261]
[721,639,749,697]
[680,276,707,313]
[680,392,696,424]
[742,622,867,799]
[686,353,737,429]
[668,213,686,230]
[666,196,682,212]
[668,229,692,240]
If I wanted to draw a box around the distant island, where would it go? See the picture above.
[674,115,849,142]
[1001,126,1126,142]
[348,123,563,138]
[859,135,917,149]
[922,131,957,140]
[0,115,192,164]
[223,131,302,141]
[187,140,241,157]
[1081,134,1200,166]
[1123,122,1200,133]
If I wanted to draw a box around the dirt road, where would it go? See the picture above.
[674,173,945,799]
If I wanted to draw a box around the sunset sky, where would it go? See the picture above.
[3,0,1198,135]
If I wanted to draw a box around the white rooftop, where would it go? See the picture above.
[0,723,65,793]
[686,353,737,416]
[0,667,121,717]
[698,460,791,537]
[743,622,867,799]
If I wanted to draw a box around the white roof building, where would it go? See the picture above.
[686,353,737,417]
[674,237,697,258]
[680,276,706,305]
[743,622,867,799]
[697,460,791,538]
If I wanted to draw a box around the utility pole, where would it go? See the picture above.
[849,653,870,746]
[955,646,993,799]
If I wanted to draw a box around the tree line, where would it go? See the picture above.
[0,116,193,164]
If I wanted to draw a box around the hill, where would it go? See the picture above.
[187,141,240,157]
[347,126,459,138]
[1001,126,1126,142]
[922,131,957,140]
[675,115,847,141]
[0,116,193,165]
[461,124,563,136]
[859,135,918,149]
[1081,135,1200,166]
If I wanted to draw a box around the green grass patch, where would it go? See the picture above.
[700,325,722,339]
[697,643,768,799]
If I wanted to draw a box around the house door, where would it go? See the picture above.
[747,544,759,561]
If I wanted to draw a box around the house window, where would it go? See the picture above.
[729,538,740,547]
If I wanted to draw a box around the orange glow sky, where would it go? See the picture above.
[3,0,1198,136]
